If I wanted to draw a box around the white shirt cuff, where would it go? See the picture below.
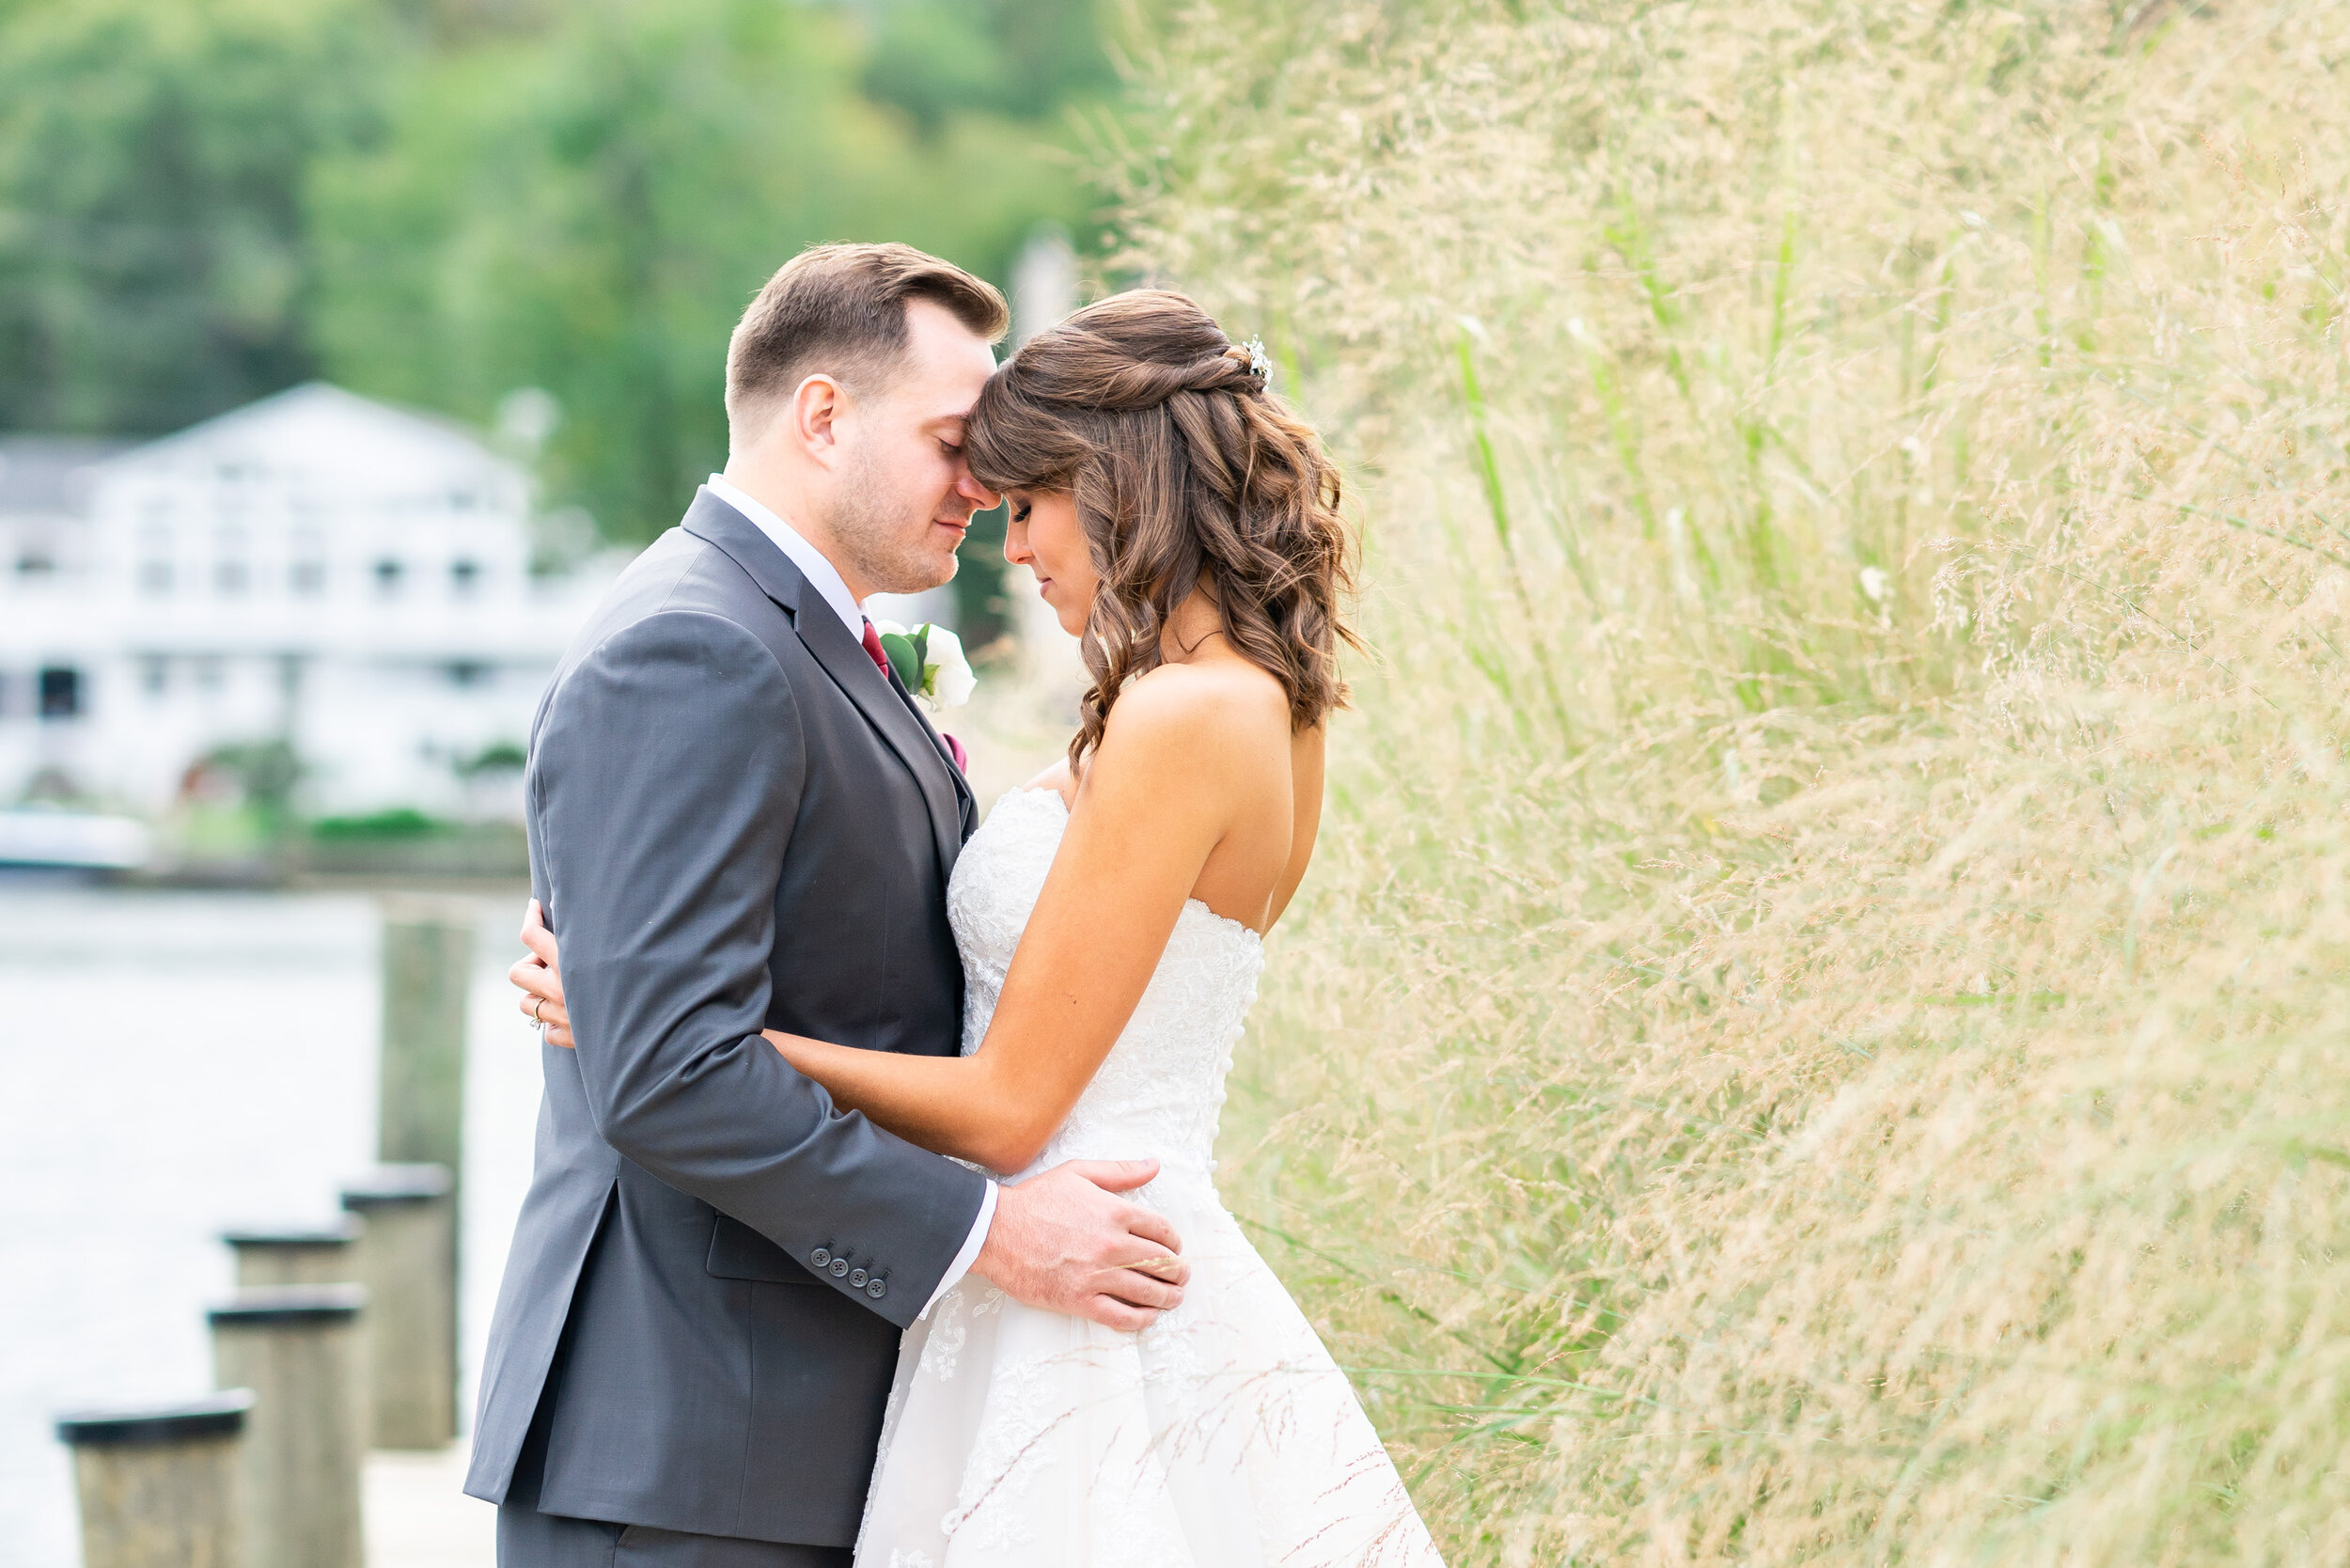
[919,1180,997,1320]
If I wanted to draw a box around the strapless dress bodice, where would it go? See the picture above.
[947,787,1265,1186]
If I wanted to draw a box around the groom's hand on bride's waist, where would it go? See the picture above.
[972,1159,1188,1332]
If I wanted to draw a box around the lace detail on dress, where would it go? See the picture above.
[857,789,1444,1568]
[948,789,1261,1188]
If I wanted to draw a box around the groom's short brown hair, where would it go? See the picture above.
[725,243,1009,450]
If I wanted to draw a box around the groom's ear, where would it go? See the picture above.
[785,371,853,465]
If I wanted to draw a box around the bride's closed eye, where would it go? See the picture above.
[1010,499,1032,524]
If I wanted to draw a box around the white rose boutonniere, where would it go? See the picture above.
[871,620,977,710]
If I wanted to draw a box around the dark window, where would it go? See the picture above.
[291,560,326,595]
[445,661,489,687]
[214,559,248,595]
[38,666,82,719]
[193,657,224,691]
[139,559,173,595]
[16,550,55,577]
[140,656,168,696]
[450,558,481,596]
[373,558,404,596]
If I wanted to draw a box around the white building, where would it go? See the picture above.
[0,384,621,820]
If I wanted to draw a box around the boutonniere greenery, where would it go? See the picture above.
[872,620,977,710]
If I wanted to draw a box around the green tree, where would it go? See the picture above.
[0,0,390,432]
[861,0,1117,133]
[312,0,1105,543]
[0,0,1122,650]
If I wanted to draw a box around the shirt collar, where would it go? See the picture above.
[706,473,864,637]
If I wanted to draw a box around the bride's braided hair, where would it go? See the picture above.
[964,290,1358,769]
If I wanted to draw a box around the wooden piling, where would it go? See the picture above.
[341,1163,457,1448]
[55,1391,252,1568]
[377,906,471,1183]
[222,1216,364,1287]
[208,1287,367,1568]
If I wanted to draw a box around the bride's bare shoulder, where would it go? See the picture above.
[1019,665,1278,808]
[1113,658,1289,740]
[1080,661,1292,809]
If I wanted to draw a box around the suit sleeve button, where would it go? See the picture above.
[848,1268,868,1288]
[809,1248,830,1269]
[831,1258,850,1278]
[866,1279,886,1299]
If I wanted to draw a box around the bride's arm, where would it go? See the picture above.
[509,676,1240,1172]
[761,681,1236,1171]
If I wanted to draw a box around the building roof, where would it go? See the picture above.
[96,383,520,493]
[0,437,135,518]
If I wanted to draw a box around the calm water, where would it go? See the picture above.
[0,880,542,1567]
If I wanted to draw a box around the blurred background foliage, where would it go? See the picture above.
[0,0,1115,547]
[0,0,387,434]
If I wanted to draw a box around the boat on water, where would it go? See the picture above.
[0,808,151,870]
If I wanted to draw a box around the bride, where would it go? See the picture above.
[511,290,1444,1567]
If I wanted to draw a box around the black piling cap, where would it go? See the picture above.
[338,1163,452,1209]
[221,1215,364,1247]
[56,1389,254,1447]
[207,1284,368,1325]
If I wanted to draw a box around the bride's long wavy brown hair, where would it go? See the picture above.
[963,290,1358,768]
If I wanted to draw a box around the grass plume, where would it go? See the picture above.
[1104,1,2350,1560]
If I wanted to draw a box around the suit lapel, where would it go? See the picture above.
[891,672,976,832]
[795,606,965,876]
[681,489,964,874]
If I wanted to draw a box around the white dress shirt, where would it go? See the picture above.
[706,474,997,1318]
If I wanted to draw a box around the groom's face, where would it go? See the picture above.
[824,300,1002,597]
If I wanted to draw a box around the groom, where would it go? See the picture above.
[465,243,1187,1565]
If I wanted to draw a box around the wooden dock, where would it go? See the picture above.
[364,1446,493,1568]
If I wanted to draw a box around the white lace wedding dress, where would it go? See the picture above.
[855,788,1445,1567]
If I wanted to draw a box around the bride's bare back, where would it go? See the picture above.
[1026,614,1324,937]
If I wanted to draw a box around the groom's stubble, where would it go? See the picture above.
[824,429,963,598]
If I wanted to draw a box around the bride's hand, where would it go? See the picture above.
[511,900,574,1048]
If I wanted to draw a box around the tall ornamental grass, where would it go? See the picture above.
[1113,2,2350,1560]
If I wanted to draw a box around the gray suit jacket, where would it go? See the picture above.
[463,489,988,1546]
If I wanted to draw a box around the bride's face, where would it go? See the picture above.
[1003,489,1097,636]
